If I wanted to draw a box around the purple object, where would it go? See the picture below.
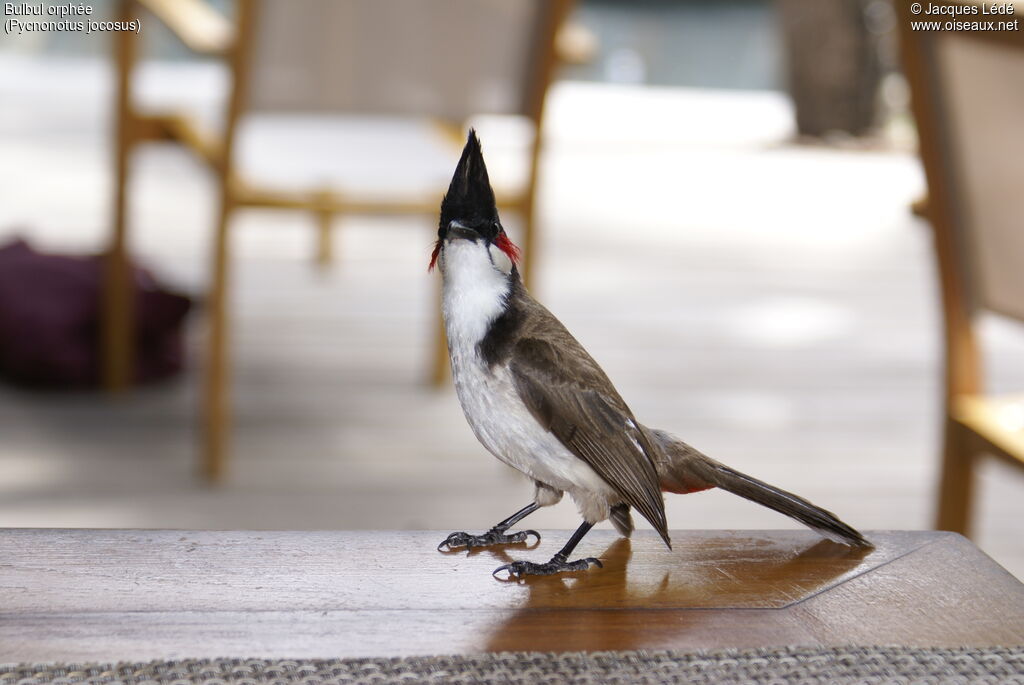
[0,238,192,388]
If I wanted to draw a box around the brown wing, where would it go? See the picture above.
[509,335,670,547]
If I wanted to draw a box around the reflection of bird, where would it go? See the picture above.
[434,132,871,579]
[480,533,874,652]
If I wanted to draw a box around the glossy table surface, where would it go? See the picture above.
[1,529,1022,662]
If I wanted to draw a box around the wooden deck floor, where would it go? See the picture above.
[0,60,1021,580]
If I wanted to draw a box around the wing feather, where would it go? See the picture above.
[510,336,670,546]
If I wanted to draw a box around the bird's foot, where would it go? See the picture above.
[492,555,603,580]
[437,528,540,552]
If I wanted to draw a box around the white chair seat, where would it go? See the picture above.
[236,114,533,202]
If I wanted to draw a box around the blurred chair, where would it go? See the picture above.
[898,3,1024,536]
[103,0,575,481]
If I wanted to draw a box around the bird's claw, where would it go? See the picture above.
[492,556,603,580]
[437,528,541,552]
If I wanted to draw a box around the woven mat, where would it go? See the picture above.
[3,646,1023,684]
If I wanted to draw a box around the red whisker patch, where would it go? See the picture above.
[495,232,521,264]
[428,241,441,272]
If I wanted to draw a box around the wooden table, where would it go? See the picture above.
[2,529,1022,662]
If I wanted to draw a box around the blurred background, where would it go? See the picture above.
[1,0,1022,578]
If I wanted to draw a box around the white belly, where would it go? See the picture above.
[448,341,618,520]
[439,238,618,522]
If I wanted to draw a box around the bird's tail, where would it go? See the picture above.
[644,427,871,548]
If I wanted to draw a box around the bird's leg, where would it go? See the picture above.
[437,502,542,551]
[492,520,603,579]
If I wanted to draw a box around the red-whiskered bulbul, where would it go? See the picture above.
[433,131,871,579]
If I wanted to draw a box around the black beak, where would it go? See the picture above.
[446,221,480,243]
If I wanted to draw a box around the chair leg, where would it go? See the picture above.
[519,118,545,293]
[430,279,450,388]
[203,200,234,483]
[102,184,133,392]
[519,204,537,293]
[315,210,334,268]
[314,191,334,269]
[935,416,975,536]
[102,0,139,392]
[102,120,133,391]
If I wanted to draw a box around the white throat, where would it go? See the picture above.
[440,239,512,349]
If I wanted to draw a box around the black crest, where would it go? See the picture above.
[439,130,501,241]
